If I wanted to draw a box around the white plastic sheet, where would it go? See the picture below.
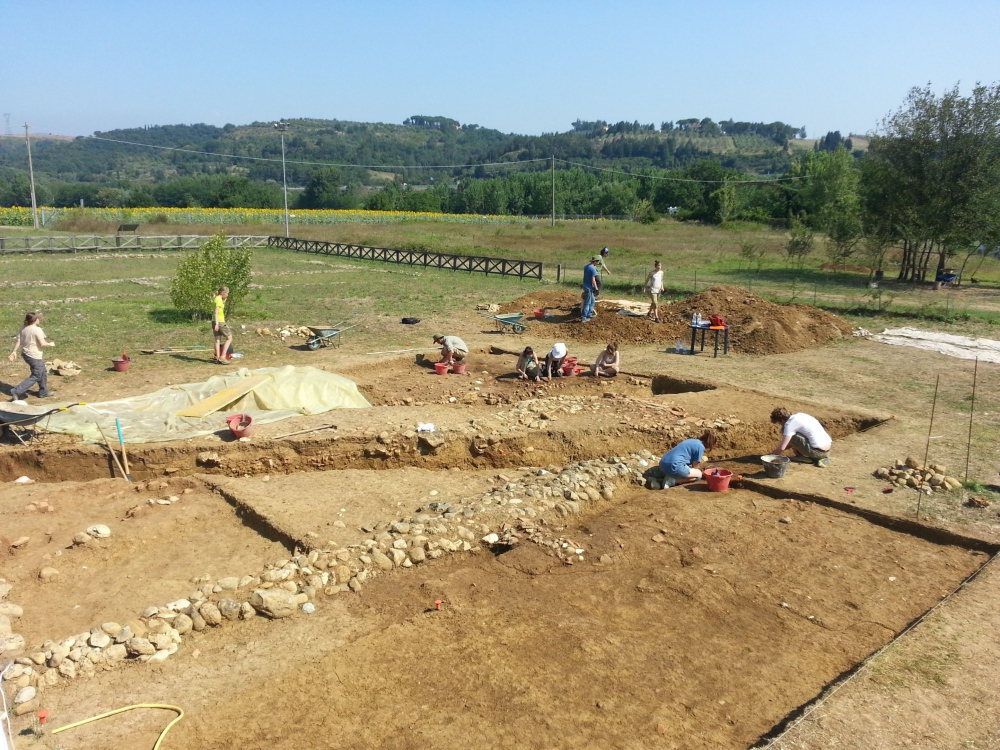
[870,327,1000,364]
[2,366,370,444]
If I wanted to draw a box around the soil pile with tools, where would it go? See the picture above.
[503,286,853,355]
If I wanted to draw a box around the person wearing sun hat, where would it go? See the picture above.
[581,256,600,322]
[432,333,468,364]
[542,342,568,380]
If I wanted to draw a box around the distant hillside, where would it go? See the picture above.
[0,115,811,189]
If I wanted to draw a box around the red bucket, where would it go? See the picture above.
[533,308,546,319]
[451,362,468,375]
[227,413,254,438]
[704,468,733,492]
[111,356,131,373]
[434,362,451,375]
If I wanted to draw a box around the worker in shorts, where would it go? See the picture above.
[433,333,468,364]
[770,407,831,467]
[213,286,232,364]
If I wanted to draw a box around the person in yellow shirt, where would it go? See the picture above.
[212,287,232,364]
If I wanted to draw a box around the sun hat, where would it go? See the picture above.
[590,255,602,262]
[550,343,568,359]
[432,333,444,341]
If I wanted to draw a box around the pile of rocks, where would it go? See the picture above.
[255,325,312,340]
[873,457,963,494]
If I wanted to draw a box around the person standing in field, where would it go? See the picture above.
[596,247,611,293]
[8,312,55,401]
[644,260,664,322]
[770,407,832,467]
[581,256,600,322]
[213,286,233,364]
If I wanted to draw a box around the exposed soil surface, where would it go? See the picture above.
[20,485,985,750]
[500,286,855,355]
[0,476,288,645]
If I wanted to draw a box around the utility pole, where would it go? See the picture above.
[550,155,555,227]
[274,122,290,238]
[24,122,39,229]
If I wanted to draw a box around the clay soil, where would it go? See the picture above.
[4,316,1000,750]
[499,286,854,355]
[22,485,985,750]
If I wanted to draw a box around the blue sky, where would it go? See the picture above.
[3,0,999,140]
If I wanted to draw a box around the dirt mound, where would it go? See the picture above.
[505,286,854,356]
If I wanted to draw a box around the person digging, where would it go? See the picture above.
[656,431,717,488]
[770,407,831,468]
[433,333,468,365]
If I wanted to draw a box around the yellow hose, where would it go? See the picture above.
[51,703,184,750]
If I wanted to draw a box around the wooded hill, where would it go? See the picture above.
[0,115,818,195]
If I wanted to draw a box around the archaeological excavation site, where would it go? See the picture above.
[1,290,996,750]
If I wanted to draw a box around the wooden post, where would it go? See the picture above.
[965,358,979,482]
[557,264,562,282]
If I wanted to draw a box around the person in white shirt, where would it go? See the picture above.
[644,260,664,322]
[8,312,56,401]
[770,407,832,467]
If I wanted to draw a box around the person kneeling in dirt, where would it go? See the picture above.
[656,431,717,488]
[770,407,831,468]
[543,342,568,380]
[592,342,620,378]
[516,346,542,382]
[433,333,468,364]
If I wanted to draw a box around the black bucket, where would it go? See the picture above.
[761,455,790,479]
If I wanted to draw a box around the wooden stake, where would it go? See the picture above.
[965,357,979,482]
[917,374,940,520]
[97,424,129,481]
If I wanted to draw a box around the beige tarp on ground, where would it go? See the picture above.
[2,366,370,444]
[870,327,1000,364]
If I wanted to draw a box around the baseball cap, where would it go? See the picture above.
[601,247,610,255]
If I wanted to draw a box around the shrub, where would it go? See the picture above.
[633,199,659,224]
[170,233,253,319]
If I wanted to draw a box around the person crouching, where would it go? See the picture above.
[657,431,717,488]
[432,333,468,364]
[770,407,831,468]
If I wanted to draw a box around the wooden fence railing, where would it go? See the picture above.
[268,236,543,280]
[0,235,271,254]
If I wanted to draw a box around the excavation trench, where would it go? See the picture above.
[0,413,876,484]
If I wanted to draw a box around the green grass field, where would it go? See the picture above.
[3,217,1000,366]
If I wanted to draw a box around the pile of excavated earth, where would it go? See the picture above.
[499,286,854,354]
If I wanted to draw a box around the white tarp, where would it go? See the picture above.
[2,366,370,444]
[870,327,1000,363]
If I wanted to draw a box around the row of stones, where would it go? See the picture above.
[3,451,657,709]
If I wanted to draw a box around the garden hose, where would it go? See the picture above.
[51,704,184,750]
